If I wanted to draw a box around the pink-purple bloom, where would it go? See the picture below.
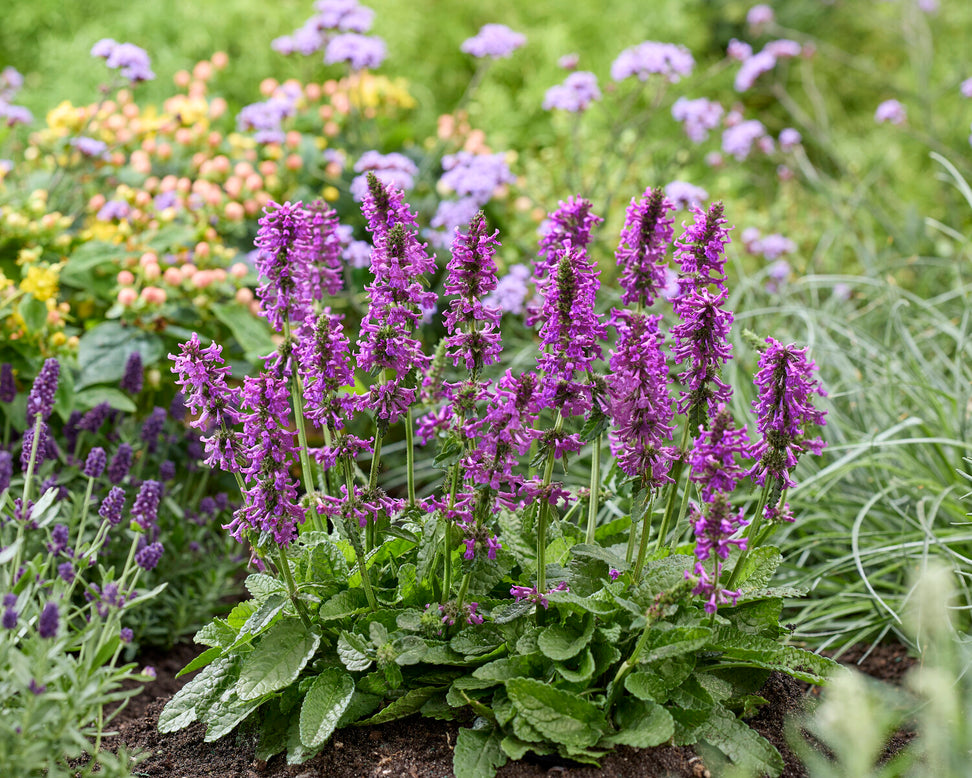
[615,186,675,309]
[350,151,418,201]
[722,119,770,160]
[611,41,694,83]
[543,71,602,112]
[665,181,709,211]
[324,33,386,70]
[875,99,907,125]
[90,39,155,82]
[460,24,526,59]
[671,97,724,143]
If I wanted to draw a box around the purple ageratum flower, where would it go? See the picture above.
[120,352,143,393]
[757,233,796,260]
[140,407,167,454]
[688,404,751,502]
[442,213,503,375]
[749,338,827,489]
[607,312,676,488]
[671,97,724,143]
[38,601,59,638]
[314,0,375,32]
[875,99,906,125]
[543,71,601,112]
[170,335,240,472]
[438,151,515,204]
[26,359,59,423]
[0,103,33,127]
[734,49,777,92]
[324,33,386,70]
[272,22,325,56]
[460,24,526,59]
[107,443,133,484]
[0,67,23,101]
[428,198,482,249]
[343,239,372,268]
[558,53,580,70]
[764,39,801,58]
[237,97,294,145]
[484,263,531,315]
[225,374,305,546]
[253,201,315,332]
[610,41,694,83]
[615,187,675,309]
[83,447,107,479]
[97,200,131,221]
[961,78,972,99]
[665,181,709,211]
[99,486,126,526]
[131,480,163,530]
[0,363,15,402]
[673,202,732,295]
[535,196,603,284]
[91,39,154,82]
[687,494,748,614]
[70,136,108,158]
[0,450,12,493]
[350,151,419,202]
[135,540,164,571]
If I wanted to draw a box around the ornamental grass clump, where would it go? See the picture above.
[164,177,833,777]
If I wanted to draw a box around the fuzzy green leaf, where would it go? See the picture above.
[454,726,508,778]
[236,618,320,700]
[202,689,266,741]
[319,588,368,621]
[538,615,594,661]
[733,546,782,591]
[245,573,287,601]
[602,699,674,748]
[337,630,373,672]
[506,678,607,749]
[356,687,436,726]
[299,669,355,749]
[554,648,596,683]
[194,620,237,648]
[158,655,239,733]
[642,626,713,663]
[176,646,222,678]
[697,704,784,777]
[451,625,505,656]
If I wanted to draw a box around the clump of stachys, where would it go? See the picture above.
[165,175,833,777]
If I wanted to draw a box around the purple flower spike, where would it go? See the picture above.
[674,201,732,296]
[26,359,60,422]
[99,486,126,526]
[135,541,164,571]
[108,443,133,484]
[120,352,143,393]
[38,601,59,638]
[615,187,675,308]
[688,404,751,502]
[0,451,12,493]
[140,407,167,454]
[687,494,748,614]
[535,196,603,283]
[670,288,735,420]
[0,363,15,403]
[131,480,163,530]
[83,447,107,479]
[254,201,315,332]
[749,338,827,490]
[2,595,17,629]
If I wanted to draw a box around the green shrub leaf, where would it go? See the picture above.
[236,618,320,700]
[506,678,607,748]
[299,669,355,749]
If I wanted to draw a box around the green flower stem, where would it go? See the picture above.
[9,414,44,586]
[441,463,461,604]
[284,326,324,533]
[72,475,97,559]
[453,570,472,615]
[584,435,602,544]
[276,547,315,631]
[724,481,774,591]
[652,423,692,555]
[605,607,658,716]
[631,493,656,582]
[366,433,383,552]
[405,407,416,507]
[536,411,564,601]
[343,460,378,612]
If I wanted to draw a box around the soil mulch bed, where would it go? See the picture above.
[104,643,917,778]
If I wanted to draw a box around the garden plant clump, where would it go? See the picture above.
[161,174,832,778]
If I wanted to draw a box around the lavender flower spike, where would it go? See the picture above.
[120,352,143,394]
[26,359,60,422]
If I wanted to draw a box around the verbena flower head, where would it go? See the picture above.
[438,151,515,203]
[665,181,709,211]
[875,99,907,125]
[460,24,526,59]
[324,33,386,70]
[671,97,724,142]
[734,49,777,92]
[749,337,827,490]
[543,71,601,113]
[314,0,375,32]
[721,119,769,160]
[26,359,59,422]
[484,264,531,315]
[351,151,419,201]
[120,352,143,393]
[611,41,694,83]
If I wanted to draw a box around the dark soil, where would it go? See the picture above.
[104,643,917,778]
